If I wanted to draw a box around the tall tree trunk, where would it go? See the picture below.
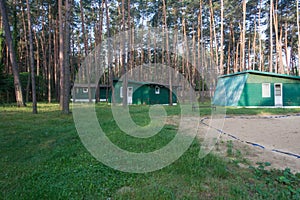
[121,0,127,107]
[33,29,40,77]
[297,0,300,75]
[79,0,91,102]
[105,0,114,104]
[54,19,59,101]
[48,6,52,103]
[239,22,243,72]
[269,0,273,72]
[183,17,192,102]
[252,16,257,70]
[273,0,283,73]
[209,0,219,73]
[20,4,30,102]
[230,22,235,73]
[26,0,37,114]
[59,0,64,108]
[248,38,251,69]
[192,24,196,86]
[227,39,231,74]
[80,0,88,56]
[209,0,214,72]
[241,0,247,71]
[284,21,289,74]
[219,0,224,75]
[235,42,239,73]
[63,0,71,113]
[258,0,263,71]
[198,0,205,101]
[162,0,172,105]
[40,7,48,99]
[278,26,284,74]
[0,0,25,107]
[95,0,104,103]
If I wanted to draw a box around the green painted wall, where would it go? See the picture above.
[73,87,108,100]
[238,74,300,106]
[282,83,300,106]
[213,72,300,107]
[212,74,248,106]
[112,81,177,105]
[238,83,274,106]
[247,74,300,83]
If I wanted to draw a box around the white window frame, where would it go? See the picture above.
[155,86,160,94]
[83,88,89,93]
[262,83,271,98]
[120,87,123,98]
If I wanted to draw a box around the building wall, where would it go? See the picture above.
[74,87,96,100]
[238,83,274,106]
[147,85,171,104]
[133,85,150,104]
[282,83,300,106]
[112,82,148,104]
[73,87,109,101]
[212,74,248,106]
[238,74,300,106]
[112,82,177,105]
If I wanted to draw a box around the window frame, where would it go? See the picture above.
[155,86,160,94]
[262,83,271,98]
[120,87,123,98]
[83,88,89,93]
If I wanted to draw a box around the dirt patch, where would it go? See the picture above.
[167,115,300,173]
[202,115,300,173]
[214,135,300,173]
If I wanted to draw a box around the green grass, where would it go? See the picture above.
[1,103,300,199]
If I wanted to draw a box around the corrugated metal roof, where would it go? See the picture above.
[219,70,300,80]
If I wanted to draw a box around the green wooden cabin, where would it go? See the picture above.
[112,80,178,105]
[72,83,110,102]
[72,80,178,105]
[213,70,300,107]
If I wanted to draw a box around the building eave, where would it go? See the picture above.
[219,70,300,80]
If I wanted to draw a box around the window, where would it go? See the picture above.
[155,86,160,94]
[120,87,123,98]
[83,88,88,93]
[262,83,270,98]
[275,84,282,96]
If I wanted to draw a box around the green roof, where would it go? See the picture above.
[113,79,180,87]
[219,70,300,80]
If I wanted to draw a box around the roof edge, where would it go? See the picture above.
[219,70,300,80]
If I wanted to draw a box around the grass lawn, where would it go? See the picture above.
[1,103,300,199]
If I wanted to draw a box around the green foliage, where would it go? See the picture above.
[226,140,233,157]
[0,72,46,104]
[249,163,300,199]
[0,65,13,104]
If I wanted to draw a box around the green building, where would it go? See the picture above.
[72,80,178,105]
[72,83,110,102]
[213,70,300,107]
[112,80,178,105]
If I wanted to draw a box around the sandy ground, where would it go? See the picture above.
[201,115,300,173]
[167,114,300,173]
